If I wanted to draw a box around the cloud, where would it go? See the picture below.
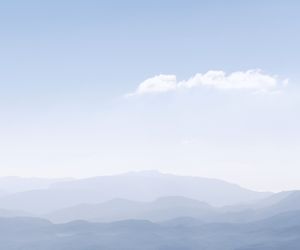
[128,74,177,96]
[127,70,288,96]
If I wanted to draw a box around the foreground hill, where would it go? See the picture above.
[1,211,300,250]
[0,171,270,214]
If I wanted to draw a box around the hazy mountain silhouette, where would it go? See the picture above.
[236,210,300,250]
[0,176,73,194]
[0,211,300,250]
[0,172,299,226]
[47,196,216,223]
[0,182,298,249]
[0,171,271,214]
[41,190,300,225]
[253,190,300,220]
[0,208,31,217]
[209,190,300,223]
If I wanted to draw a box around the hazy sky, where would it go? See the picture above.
[1,0,299,191]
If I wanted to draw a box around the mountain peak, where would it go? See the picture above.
[124,170,164,177]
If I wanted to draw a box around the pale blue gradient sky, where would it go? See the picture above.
[0,0,299,191]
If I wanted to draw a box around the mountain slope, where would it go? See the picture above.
[46,196,216,223]
[0,176,73,194]
[1,211,300,250]
[0,171,270,214]
[210,190,300,223]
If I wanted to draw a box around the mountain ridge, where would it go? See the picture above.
[0,171,271,214]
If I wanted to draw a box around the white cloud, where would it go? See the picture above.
[127,70,288,96]
[127,74,177,97]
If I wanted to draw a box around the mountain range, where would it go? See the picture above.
[0,171,300,249]
[0,210,300,250]
[0,171,270,214]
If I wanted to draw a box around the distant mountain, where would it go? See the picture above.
[47,196,216,223]
[236,210,300,250]
[211,190,300,223]
[2,172,300,225]
[256,190,300,218]
[49,171,271,207]
[1,211,300,250]
[0,208,32,217]
[0,176,73,194]
[160,216,204,227]
[0,171,270,214]
[0,216,51,232]
[47,191,300,224]
[250,190,296,209]
[252,210,300,229]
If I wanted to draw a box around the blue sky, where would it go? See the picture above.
[0,0,299,191]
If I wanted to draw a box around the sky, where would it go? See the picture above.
[0,0,299,191]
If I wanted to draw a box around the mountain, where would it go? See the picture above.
[46,191,300,223]
[0,176,73,194]
[1,211,300,250]
[46,196,216,223]
[49,170,271,207]
[255,190,300,218]
[0,171,271,214]
[0,208,32,217]
[209,190,300,223]
[236,210,300,250]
